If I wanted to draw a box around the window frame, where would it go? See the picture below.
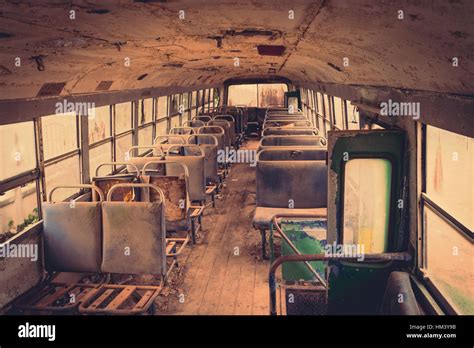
[418,124,473,315]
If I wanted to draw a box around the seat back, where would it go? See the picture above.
[92,162,141,202]
[262,127,318,136]
[208,119,232,147]
[141,161,190,231]
[166,145,206,202]
[256,153,327,209]
[42,184,104,273]
[197,126,226,152]
[169,127,195,135]
[101,183,166,275]
[214,115,236,141]
[259,135,327,151]
[183,120,206,128]
[263,120,312,129]
[126,146,165,172]
[194,115,212,123]
[187,134,219,184]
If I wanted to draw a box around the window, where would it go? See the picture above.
[228,84,257,107]
[156,119,167,138]
[0,122,36,180]
[157,96,168,119]
[0,181,38,240]
[45,155,81,201]
[170,94,180,115]
[88,106,112,179]
[228,83,288,107]
[424,206,473,314]
[346,102,360,130]
[191,91,197,108]
[42,113,78,160]
[425,126,473,229]
[422,125,473,314]
[88,106,111,143]
[343,159,392,253]
[114,102,132,134]
[115,134,133,162]
[90,142,112,177]
[333,97,344,130]
[140,98,153,125]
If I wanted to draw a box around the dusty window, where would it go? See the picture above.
[0,122,36,181]
[45,155,81,201]
[0,182,38,239]
[90,142,112,177]
[426,125,473,230]
[157,96,168,119]
[228,83,287,107]
[88,106,111,144]
[42,113,78,160]
[343,158,392,253]
[115,102,132,134]
[425,206,473,314]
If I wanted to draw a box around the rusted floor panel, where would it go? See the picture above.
[159,140,269,315]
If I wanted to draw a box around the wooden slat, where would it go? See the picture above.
[89,289,115,309]
[166,241,177,255]
[106,286,136,310]
[133,290,155,310]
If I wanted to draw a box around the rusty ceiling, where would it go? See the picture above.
[0,0,473,100]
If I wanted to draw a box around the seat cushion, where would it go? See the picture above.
[252,207,327,230]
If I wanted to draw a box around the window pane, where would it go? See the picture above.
[90,142,112,178]
[191,108,197,118]
[170,94,180,115]
[0,181,38,241]
[426,126,473,230]
[333,97,344,129]
[115,102,131,134]
[191,91,197,107]
[45,155,81,202]
[228,84,257,107]
[324,95,331,121]
[170,116,180,129]
[0,122,36,180]
[347,102,360,130]
[317,92,324,116]
[157,96,168,119]
[425,206,474,314]
[138,125,153,154]
[155,120,168,138]
[141,98,153,125]
[343,159,392,253]
[115,134,132,162]
[182,93,189,110]
[42,113,77,160]
[88,106,111,144]
[258,83,287,108]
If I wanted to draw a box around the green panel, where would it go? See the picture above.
[280,219,327,281]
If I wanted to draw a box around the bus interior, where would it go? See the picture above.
[0,0,472,318]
